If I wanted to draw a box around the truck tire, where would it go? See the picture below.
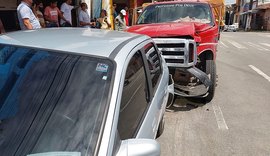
[204,60,216,102]
[156,116,165,138]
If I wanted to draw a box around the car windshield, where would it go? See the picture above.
[0,44,114,156]
[137,3,213,24]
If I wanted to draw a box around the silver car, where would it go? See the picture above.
[0,28,174,156]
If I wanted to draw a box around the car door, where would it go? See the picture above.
[117,40,168,140]
[117,48,152,140]
[136,42,169,138]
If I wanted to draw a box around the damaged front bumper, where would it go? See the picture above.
[173,67,211,97]
[154,38,211,97]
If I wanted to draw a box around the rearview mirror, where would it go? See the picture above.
[116,139,160,156]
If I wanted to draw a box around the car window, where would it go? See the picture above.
[144,43,161,92]
[0,44,114,155]
[117,51,150,140]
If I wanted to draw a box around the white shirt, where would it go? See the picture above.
[115,15,126,31]
[17,2,41,30]
[79,10,90,28]
[60,2,74,25]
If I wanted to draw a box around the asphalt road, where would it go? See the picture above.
[157,32,270,156]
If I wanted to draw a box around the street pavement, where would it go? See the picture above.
[157,32,270,156]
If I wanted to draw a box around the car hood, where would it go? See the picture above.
[127,22,212,41]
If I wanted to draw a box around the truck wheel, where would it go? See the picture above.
[204,60,216,102]
[156,116,165,138]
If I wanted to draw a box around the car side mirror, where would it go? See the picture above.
[116,139,160,156]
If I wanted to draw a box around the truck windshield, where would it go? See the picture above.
[137,3,213,25]
[0,44,114,155]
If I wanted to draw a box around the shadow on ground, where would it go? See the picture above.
[166,96,208,112]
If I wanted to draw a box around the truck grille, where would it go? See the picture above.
[153,38,197,68]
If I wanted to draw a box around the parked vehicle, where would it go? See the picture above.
[127,0,224,102]
[0,28,174,156]
[224,24,238,32]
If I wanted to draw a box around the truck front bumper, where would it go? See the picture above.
[173,67,211,97]
[154,38,211,97]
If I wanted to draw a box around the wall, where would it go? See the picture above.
[0,0,17,11]
[0,0,19,31]
[264,9,270,30]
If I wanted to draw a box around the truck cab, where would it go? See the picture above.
[127,0,223,102]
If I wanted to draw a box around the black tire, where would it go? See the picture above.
[156,116,165,138]
[204,60,216,102]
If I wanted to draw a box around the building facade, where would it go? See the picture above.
[256,0,270,30]
[234,0,270,31]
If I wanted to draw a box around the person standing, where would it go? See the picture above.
[79,2,95,28]
[97,9,111,29]
[44,0,69,27]
[124,7,129,26]
[113,4,117,19]
[115,9,126,31]
[17,0,41,30]
[33,0,46,28]
[60,0,74,27]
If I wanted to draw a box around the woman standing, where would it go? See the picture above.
[33,0,46,28]
[97,9,111,29]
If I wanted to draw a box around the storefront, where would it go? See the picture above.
[256,2,270,30]
[0,0,160,31]
[0,0,100,31]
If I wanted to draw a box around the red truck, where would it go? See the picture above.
[127,0,224,103]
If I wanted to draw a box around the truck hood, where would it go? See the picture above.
[127,22,212,41]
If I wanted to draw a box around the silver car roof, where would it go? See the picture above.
[0,28,146,58]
